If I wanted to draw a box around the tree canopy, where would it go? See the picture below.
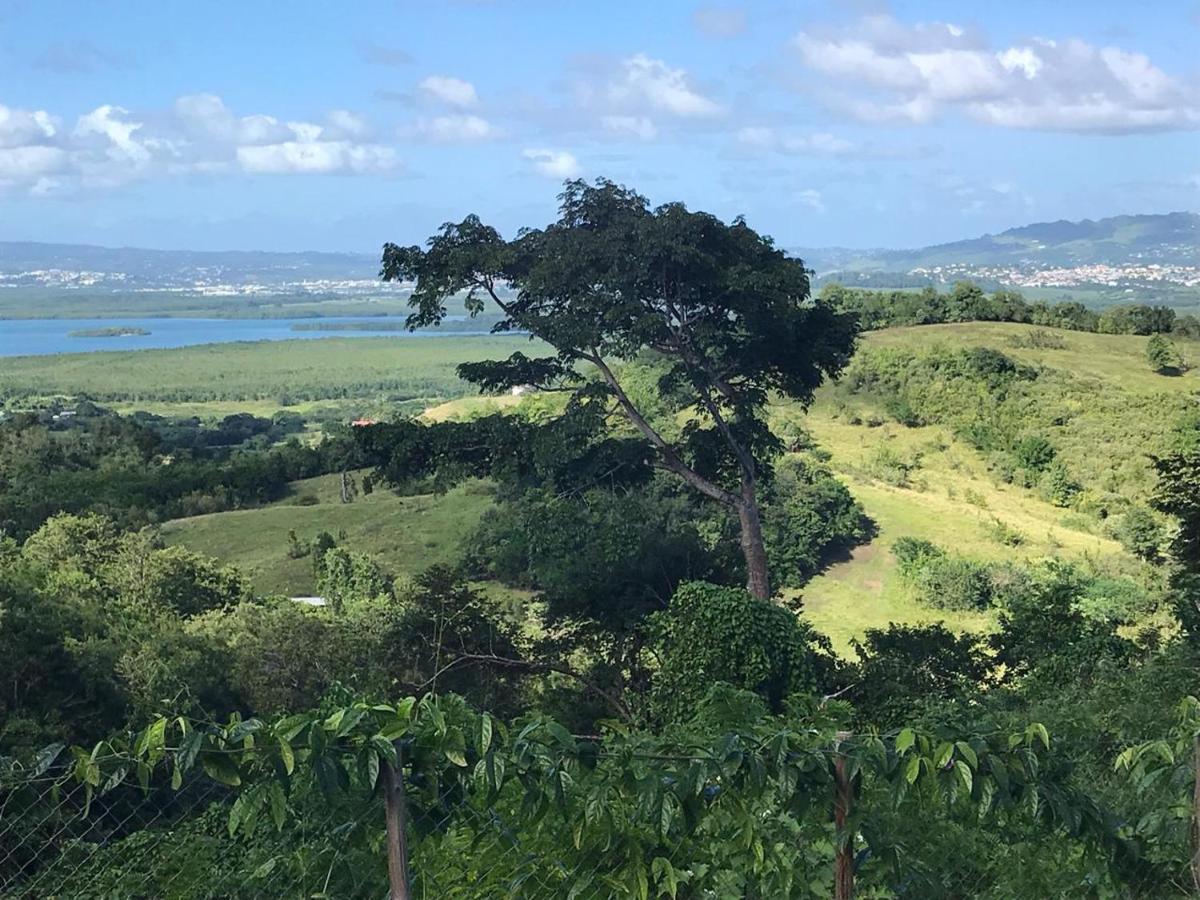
[377,179,858,597]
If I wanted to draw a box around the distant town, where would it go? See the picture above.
[908,262,1200,289]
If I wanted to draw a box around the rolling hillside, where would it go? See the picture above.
[154,321,1191,650]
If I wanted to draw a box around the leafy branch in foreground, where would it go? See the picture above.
[3,691,1126,899]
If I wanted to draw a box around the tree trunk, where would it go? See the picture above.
[833,730,855,900]
[382,742,412,900]
[737,494,771,601]
[1192,735,1200,894]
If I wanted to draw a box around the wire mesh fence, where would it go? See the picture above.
[0,767,689,899]
[1,707,1187,900]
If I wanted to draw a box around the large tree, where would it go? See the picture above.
[380,180,857,598]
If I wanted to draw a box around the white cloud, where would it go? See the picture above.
[419,75,479,108]
[0,95,398,194]
[412,114,500,143]
[0,145,67,181]
[237,141,395,174]
[327,109,369,138]
[792,15,1199,134]
[736,126,854,155]
[174,94,291,145]
[601,114,657,140]
[693,6,747,39]
[0,105,58,148]
[523,148,580,178]
[73,105,157,164]
[797,189,825,213]
[597,54,723,119]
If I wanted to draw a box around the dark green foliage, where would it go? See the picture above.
[464,484,729,636]
[894,538,995,610]
[761,455,871,587]
[0,515,251,753]
[1112,506,1165,561]
[822,281,1184,338]
[0,404,365,538]
[850,624,990,725]
[1152,446,1200,639]
[1014,435,1056,472]
[991,562,1132,683]
[314,546,393,609]
[1038,460,1082,507]
[1146,334,1185,374]
[648,581,828,721]
[357,406,654,499]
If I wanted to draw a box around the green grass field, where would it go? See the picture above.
[0,335,543,408]
[158,474,496,596]
[864,322,1199,394]
[795,413,1125,650]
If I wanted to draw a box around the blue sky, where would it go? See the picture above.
[0,0,1197,252]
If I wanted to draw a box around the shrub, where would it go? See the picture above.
[762,456,871,587]
[894,538,995,610]
[1111,506,1164,561]
[1014,435,1056,473]
[649,581,828,722]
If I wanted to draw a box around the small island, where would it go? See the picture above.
[67,326,151,338]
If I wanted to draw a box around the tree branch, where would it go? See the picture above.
[585,350,738,507]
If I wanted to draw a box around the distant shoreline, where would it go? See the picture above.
[67,326,152,338]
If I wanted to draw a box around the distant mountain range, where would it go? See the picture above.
[794,211,1199,275]
[1,212,1197,295]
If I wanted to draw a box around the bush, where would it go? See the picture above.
[649,581,828,722]
[1014,435,1056,473]
[762,456,871,587]
[850,624,990,725]
[894,538,995,610]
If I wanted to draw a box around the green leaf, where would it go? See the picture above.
[444,748,468,768]
[228,793,248,837]
[251,859,277,880]
[177,729,203,773]
[954,741,978,769]
[1028,723,1051,751]
[32,743,65,778]
[278,738,295,776]
[895,728,915,755]
[365,750,381,790]
[268,781,287,831]
[934,742,954,769]
[479,714,494,755]
[955,759,973,795]
[201,754,242,787]
[904,755,921,784]
[1027,724,1046,753]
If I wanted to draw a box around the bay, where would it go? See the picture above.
[0,317,478,358]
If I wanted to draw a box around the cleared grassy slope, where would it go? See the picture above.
[795,414,1124,650]
[159,474,495,596]
[864,322,1199,394]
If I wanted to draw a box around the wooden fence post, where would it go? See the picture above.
[833,730,854,900]
[383,740,412,900]
[1191,734,1200,894]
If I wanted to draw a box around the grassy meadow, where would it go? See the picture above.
[0,334,542,409]
[159,474,496,596]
